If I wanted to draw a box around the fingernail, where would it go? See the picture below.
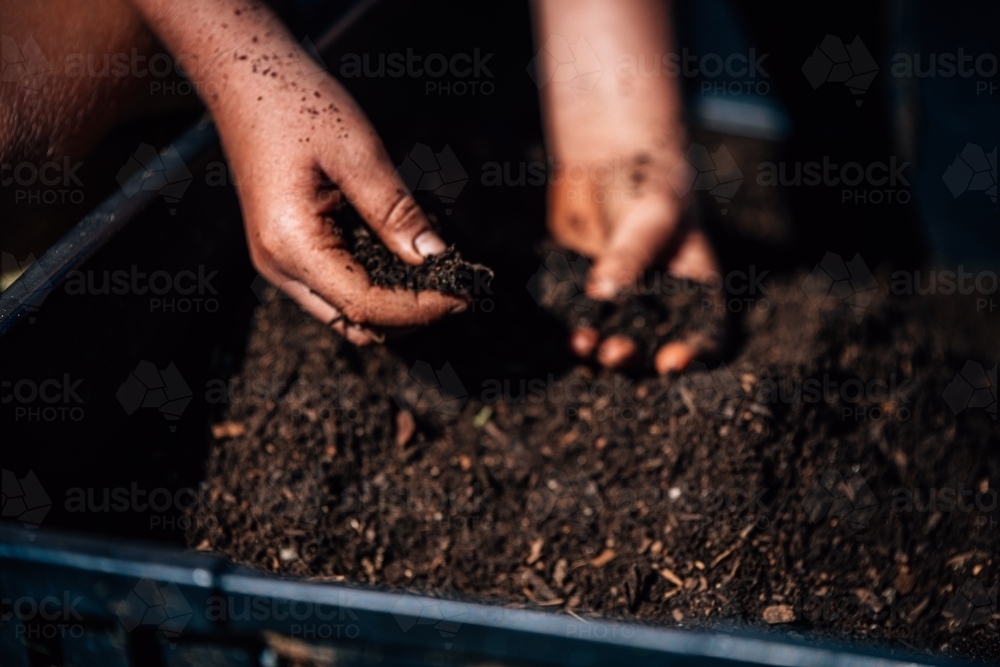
[414,230,447,258]
[450,301,469,314]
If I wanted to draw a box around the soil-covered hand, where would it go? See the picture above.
[534,0,725,373]
[128,0,466,345]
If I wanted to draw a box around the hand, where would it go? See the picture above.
[534,0,724,373]
[128,0,466,345]
[217,55,465,345]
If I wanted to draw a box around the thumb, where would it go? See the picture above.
[586,193,682,299]
[322,135,447,266]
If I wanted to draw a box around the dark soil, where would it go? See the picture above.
[531,242,727,369]
[188,260,998,661]
[345,221,493,297]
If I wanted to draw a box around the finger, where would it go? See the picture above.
[569,327,600,358]
[654,340,697,375]
[260,272,376,346]
[586,193,682,299]
[319,133,446,265]
[654,334,724,375]
[665,228,718,283]
[280,233,466,328]
[653,229,725,375]
[250,180,467,328]
[547,174,607,257]
[596,335,639,369]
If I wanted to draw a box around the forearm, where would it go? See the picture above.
[532,0,685,158]
[124,0,308,124]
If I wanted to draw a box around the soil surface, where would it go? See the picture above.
[189,253,998,662]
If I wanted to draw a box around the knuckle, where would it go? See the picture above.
[381,193,426,238]
[248,245,279,278]
[340,301,368,326]
[251,229,285,268]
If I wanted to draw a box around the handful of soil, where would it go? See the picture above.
[530,245,726,368]
[345,225,493,296]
